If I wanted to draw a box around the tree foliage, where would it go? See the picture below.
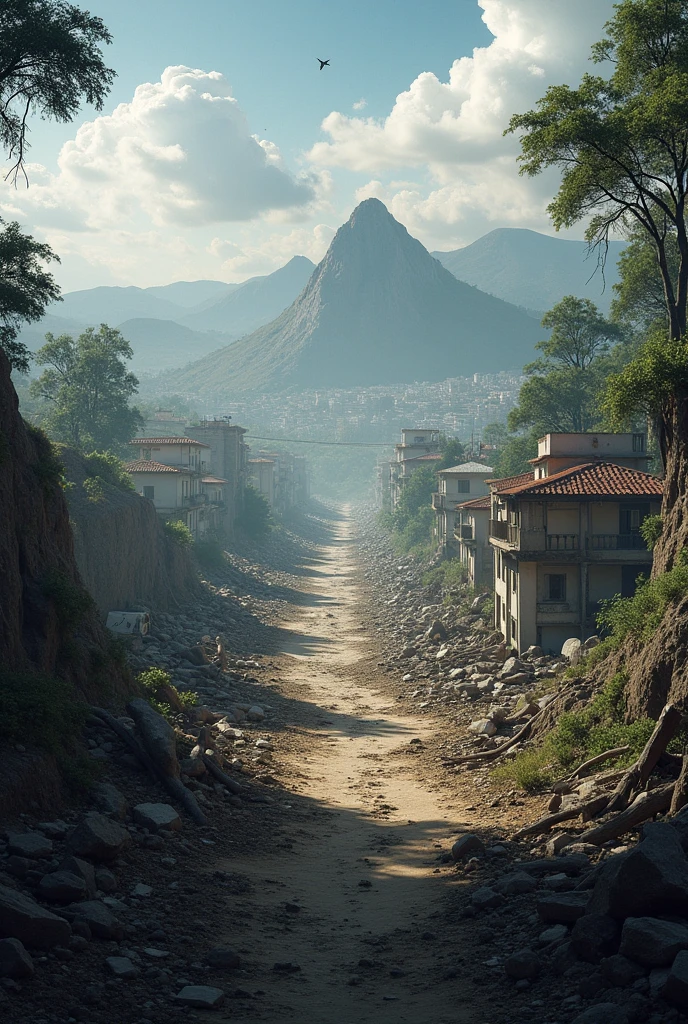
[612,222,679,333]
[0,218,60,371]
[31,325,143,452]
[507,0,688,342]
[236,483,272,539]
[0,0,115,183]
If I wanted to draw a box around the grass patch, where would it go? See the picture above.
[137,668,197,725]
[493,673,656,793]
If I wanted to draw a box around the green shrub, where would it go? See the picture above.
[597,550,688,648]
[236,484,272,539]
[42,568,93,629]
[163,518,193,547]
[137,667,197,724]
[82,476,105,503]
[640,513,663,550]
[25,423,65,488]
[82,450,135,491]
[494,674,655,793]
[194,538,227,568]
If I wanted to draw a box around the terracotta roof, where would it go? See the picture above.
[125,460,185,474]
[202,476,227,484]
[487,471,534,491]
[249,458,275,464]
[496,462,663,498]
[456,494,491,510]
[441,462,494,475]
[130,436,210,448]
[403,452,442,463]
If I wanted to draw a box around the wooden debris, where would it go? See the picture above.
[671,753,688,814]
[567,745,631,781]
[578,783,675,845]
[512,793,610,839]
[605,704,682,815]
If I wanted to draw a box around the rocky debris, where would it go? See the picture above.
[61,900,124,940]
[5,832,53,859]
[105,955,140,979]
[504,948,541,980]
[663,949,688,1008]
[174,985,225,1009]
[67,812,131,862]
[92,782,128,820]
[571,1005,629,1024]
[0,884,72,949]
[619,917,688,967]
[0,938,34,979]
[132,802,182,832]
[589,823,688,919]
[451,834,485,860]
[36,870,87,904]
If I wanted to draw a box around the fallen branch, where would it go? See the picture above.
[512,793,610,839]
[671,753,688,815]
[578,782,674,845]
[443,702,553,764]
[90,706,208,826]
[567,746,630,781]
[202,753,243,795]
[605,704,682,815]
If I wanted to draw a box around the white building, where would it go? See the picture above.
[432,461,493,553]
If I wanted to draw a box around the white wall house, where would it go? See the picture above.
[454,494,492,589]
[432,462,493,553]
[389,428,440,508]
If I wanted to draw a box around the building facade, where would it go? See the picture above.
[186,419,248,538]
[432,461,493,553]
[389,428,440,508]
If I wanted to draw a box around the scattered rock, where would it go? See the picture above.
[6,832,53,859]
[92,782,128,820]
[133,803,182,832]
[570,1003,628,1024]
[62,900,123,940]
[67,813,132,862]
[471,887,505,911]
[105,956,140,979]
[37,870,87,904]
[620,916,688,968]
[663,949,688,1008]
[0,938,34,979]
[0,884,72,949]
[175,985,225,1009]
[451,834,485,860]
[536,891,590,924]
[505,949,541,980]
[206,948,240,970]
[571,914,621,963]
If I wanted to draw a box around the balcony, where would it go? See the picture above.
[455,524,473,540]
[547,534,579,551]
[432,492,444,510]
[587,534,648,551]
[489,520,519,544]
[182,493,207,506]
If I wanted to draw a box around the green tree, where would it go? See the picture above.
[437,434,466,470]
[489,428,540,479]
[509,297,620,434]
[31,325,144,452]
[236,483,272,539]
[0,219,60,372]
[611,222,679,334]
[0,0,115,183]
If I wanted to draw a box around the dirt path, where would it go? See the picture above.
[214,507,478,1024]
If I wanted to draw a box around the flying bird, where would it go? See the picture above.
[317,58,330,70]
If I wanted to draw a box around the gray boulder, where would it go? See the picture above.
[495,872,538,896]
[471,887,504,911]
[92,782,128,820]
[663,949,688,1008]
[505,949,541,980]
[0,884,71,949]
[451,834,485,860]
[536,891,590,924]
[571,914,621,963]
[133,803,181,832]
[174,985,225,1008]
[601,954,645,987]
[6,832,53,859]
[62,900,123,940]
[561,637,582,662]
[588,823,688,919]
[37,870,87,904]
[67,813,131,862]
[105,956,140,979]
[126,698,179,777]
[58,856,96,898]
[620,916,688,967]
[500,656,525,678]
[0,938,34,978]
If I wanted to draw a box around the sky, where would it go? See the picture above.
[0,0,618,292]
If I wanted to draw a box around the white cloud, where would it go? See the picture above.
[207,223,335,278]
[4,66,321,234]
[352,99,367,111]
[309,0,617,240]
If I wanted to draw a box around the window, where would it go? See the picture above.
[143,448,152,461]
[620,509,641,534]
[511,617,517,641]
[632,433,645,452]
[546,574,566,601]
[457,479,470,493]
[512,570,517,593]
[414,435,424,444]
[143,486,154,500]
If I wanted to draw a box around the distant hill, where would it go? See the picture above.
[57,285,184,325]
[145,280,237,308]
[180,255,315,335]
[168,199,544,396]
[115,319,230,375]
[433,228,625,314]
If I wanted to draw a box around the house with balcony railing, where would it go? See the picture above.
[432,461,493,553]
[487,434,662,655]
[125,436,222,541]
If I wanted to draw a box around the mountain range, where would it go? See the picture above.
[165,199,544,395]
[433,228,625,315]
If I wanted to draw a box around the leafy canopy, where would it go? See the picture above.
[0,0,115,183]
[31,325,144,452]
[507,0,688,340]
[0,218,60,371]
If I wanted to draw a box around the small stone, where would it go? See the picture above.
[0,883,72,949]
[468,718,497,737]
[133,803,182,832]
[37,871,87,904]
[539,924,568,945]
[247,706,265,722]
[94,868,117,894]
[571,914,621,963]
[451,834,485,860]
[0,938,34,979]
[471,887,504,911]
[62,900,123,940]
[131,883,153,897]
[174,985,225,1008]
[570,1004,628,1024]
[92,783,128,821]
[67,813,131,862]
[505,949,541,981]
[601,954,645,988]
[495,872,537,896]
[105,956,140,979]
[536,891,589,924]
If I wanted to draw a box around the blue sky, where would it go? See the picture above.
[3,1,617,291]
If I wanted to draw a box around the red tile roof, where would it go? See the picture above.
[456,494,491,510]
[496,462,663,498]
[202,476,227,484]
[125,460,186,474]
[487,471,534,491]
[403,452,442,463]
[130,437,210,447]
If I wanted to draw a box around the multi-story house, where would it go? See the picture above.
[186,419,248,538]
[248,457,277,508]
[125,436,220,541]
[454,494,492,589]
[489,453,662,655]
[389,428,440,507]
[432,461,493,553]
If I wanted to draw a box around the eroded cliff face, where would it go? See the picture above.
[0,350,127,696]
[61,447,199,617]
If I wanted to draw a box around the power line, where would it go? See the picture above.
[245,434,396,448]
